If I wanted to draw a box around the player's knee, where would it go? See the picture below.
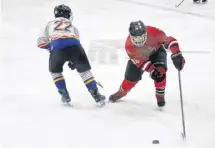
[76,63,91,73]
[125,72,142,82]
[125,69,143,82]
[157,66,166,76]
[154,62,167,72]
[153,66,166,87]
[154,67,167,87]
[49,65,63,73]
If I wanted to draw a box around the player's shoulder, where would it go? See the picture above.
[146,25,162,34]
[125,35,131,46]
[38,20,52,34]
[39,19,55,31]
[125,35,134,51]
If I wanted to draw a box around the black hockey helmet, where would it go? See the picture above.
[129,20,147,47]
[54,4,72,19]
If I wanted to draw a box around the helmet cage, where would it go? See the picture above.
[130,32,147,47]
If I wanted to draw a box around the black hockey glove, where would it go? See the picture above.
[150,68,166,83]
[171,51,185,71]
[68,62,76,70]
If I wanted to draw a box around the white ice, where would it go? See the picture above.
[1,0,215,148]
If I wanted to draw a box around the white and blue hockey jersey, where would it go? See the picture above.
[37,17,80,52]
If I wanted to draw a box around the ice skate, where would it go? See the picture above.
[156,94,165,108]
[193,0,200,4]
[202,0,207,4]
[89,88,106,107]
[109,85,128,103]
[58,89,71,103]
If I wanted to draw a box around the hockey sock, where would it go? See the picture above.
[156,87,165,96]
[79,70,97,90]
[154,74,166,96]
[51,73,67,90]
[121,79,137,91]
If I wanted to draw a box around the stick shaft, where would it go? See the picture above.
[178,71,186,139]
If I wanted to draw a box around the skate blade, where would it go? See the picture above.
[154,106,164,111]
[158,107,164,111]
[107,99,125,103]
[107,100,114,103]
[193,1,200,4]
[63,102,73,107]
[96,100,106,107]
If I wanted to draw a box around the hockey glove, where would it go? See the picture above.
[68,62,76,70]
[150,67,166,83]
[171,51,185,71]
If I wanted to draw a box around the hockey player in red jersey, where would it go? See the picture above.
[109,20,185,107]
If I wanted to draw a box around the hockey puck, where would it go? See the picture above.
[152,140,159,144]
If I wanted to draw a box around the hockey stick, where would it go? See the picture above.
[96,81,104,88]
[175,0,185,7]
[178,71,186,140]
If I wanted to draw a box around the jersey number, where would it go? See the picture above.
[54,21,72,32]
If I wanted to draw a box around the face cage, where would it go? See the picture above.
[130,33,147,47]
[69,14,74,21]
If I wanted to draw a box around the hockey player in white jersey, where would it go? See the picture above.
[37,4,105,106]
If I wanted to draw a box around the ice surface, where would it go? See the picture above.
[1,0,215,147]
